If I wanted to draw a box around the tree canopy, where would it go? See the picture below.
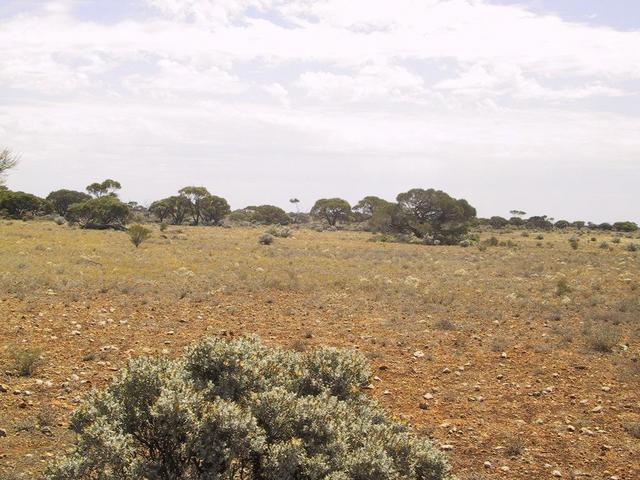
[0,190,47,219]
[179,186,211,225]
[86,179,122,198]
[311,198,352,226]
[66,195,130,229]
[0,148,19,186]
[46,189,92,216]
[395,188,476,244]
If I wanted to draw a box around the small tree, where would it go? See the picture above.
[0,190,48,219]
[310,198,351,226]
[86,179,122,198]
[526,215,553,230]
[46,189,92,216]
[554,220,570,229]
[200,195,231,225]
[166,195,192,225]
[46,336,451,480]
[128,224,152,248]
[179,186,210,225]
[0,148,19,186]
[395,188,476,244]
[250,205,290,225]
[613,221,638,232]
[353,196,393,220]
[149,198,174,223]
[66,196,130,229]
[488,216,508,229]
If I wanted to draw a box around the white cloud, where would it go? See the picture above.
[0,0,638,221]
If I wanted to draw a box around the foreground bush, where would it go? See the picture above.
[46,337,451,480]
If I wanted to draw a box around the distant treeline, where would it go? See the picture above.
[0,180,637,244]
[476,214,638,233]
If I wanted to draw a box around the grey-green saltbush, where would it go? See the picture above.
[46,337,451,480]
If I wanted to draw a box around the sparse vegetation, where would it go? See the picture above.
[1,222,639,480]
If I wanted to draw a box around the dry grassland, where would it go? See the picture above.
[0,221,639,479]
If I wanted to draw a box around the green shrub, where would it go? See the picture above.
[266,226,292,238]
[258,233,274,245]
[568,237,579,250]
[127,224,152,248]
[10,345,43,376]
[585,325,620,353]
[555,278,571,297]
[46,337,451,480]
[626,243,638,252]
[66,195,130,229]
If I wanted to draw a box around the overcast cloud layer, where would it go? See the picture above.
[1,0,639,222]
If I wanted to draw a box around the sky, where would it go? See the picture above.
[0,0,639,222]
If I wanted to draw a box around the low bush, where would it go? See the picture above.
[266,226,292,238]
[127,224,152,248]
[45,337,451,480]
[9,345,43,376]
[568,237,579,250]
[258,233,274,245]
[585,325,620,353]
[555,278,571,297]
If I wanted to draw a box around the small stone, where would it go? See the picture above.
[552,470,562,477]
[0,384,8,393]
[500,466,510,472]
[441,444,453,451]
[413,350,425,358]
[601,386,611,392]
[591,406,602,413]
[483,461,492,469]
[0,428,6,437]
[567,425,576,432]
[500,352,507,358]
[419,402,429,410]
[442,367,451,374]
[423,393,434,400]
